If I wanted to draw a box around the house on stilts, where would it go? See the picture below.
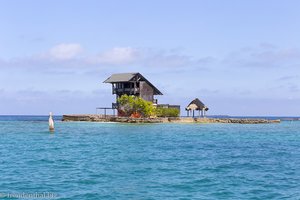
[102,72,180,116]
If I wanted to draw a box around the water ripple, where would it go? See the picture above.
[0,120,300,199]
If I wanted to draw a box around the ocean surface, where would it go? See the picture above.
[0,116,299,200]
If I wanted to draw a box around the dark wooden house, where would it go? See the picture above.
[104,73,163,106]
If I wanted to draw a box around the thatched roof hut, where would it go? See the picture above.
[186,98,209,111]
[186,98,209,117]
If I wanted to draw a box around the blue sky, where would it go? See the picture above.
[1,0,300,116]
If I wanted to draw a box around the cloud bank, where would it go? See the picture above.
[222,44,300,69]
[0,43,213,72]
[90,47,139,64]
[1,43,300,115]
[47,43,83,60]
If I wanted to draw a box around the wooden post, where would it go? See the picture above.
[192,110,195,118]
[134,83,136,95]
[130,82,132,95]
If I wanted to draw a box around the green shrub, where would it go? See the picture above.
[117,94,135,116]
[117,94,155,117]
[117,95,180,118]
[156,107,180,117]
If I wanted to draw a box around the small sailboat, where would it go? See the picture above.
[49,112,54,132]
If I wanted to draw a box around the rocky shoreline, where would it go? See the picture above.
[62,115,281,124]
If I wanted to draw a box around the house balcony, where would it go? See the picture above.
[113,87,140,94]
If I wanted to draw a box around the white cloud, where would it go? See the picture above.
[223,45,300,68]
[252,48,300,62]
[90,47,138,64]
[0,44,213,73]
[276,75,299,81]
[48,43,83,60]
[143,51,190,68]
[0,59,7,68]
[87,47,213,69]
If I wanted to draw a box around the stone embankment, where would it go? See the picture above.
[62,115,162,123]
[62,115,280,124]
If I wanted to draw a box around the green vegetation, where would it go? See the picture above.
[117,94,155,117]
[117,95,180,118]
[156,107,180,117]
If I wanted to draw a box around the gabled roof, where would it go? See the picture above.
[103,72,163,95]
[103,73,137,83]
[186,98,209,111]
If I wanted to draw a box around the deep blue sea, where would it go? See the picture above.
[0,116,300,200]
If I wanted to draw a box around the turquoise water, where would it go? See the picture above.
[0,117,300,199]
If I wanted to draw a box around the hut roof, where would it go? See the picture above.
[186,98,209,111]
[103,72,163,95]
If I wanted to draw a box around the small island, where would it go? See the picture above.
[62,114,280,124]
[62,72,280,124]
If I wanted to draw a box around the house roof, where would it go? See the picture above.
[103,72,163,95]
[103,73,137,83]
[186,98,209,111]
